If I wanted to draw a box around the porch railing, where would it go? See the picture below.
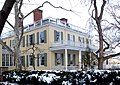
[51,40,97,51]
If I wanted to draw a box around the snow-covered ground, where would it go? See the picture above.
[1,70,120,85]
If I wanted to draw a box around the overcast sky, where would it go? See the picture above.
[0,0,90,33]
[0,0,119,52]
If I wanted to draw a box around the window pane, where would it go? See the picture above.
[10,54,13,66]
[40,53,47,66]
[6,54,9,66]
[29,55,33,66]
[26,55,29,67]
[41,56,45,65]
[37,54,40,66]
[37,32,39,44]
[40,31,45,43]
[55,53,63,66]
[21,56,25,66]
[40,30,46,43]
[29,34,35,45]
[2,54,5,66]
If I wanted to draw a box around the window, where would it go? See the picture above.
[2,54,14,66]
[29,55,33,66]
[2,54,5,66]
[68,54,76,66]
[26,34,35,46]
[40,30,46,43]
[10,40,15,48]
[55,53,64,66]
[37,30,47,44]
[78,36,81,42]
[21,56,25,66]
[54,30,63,42]
[10,54,14,66]
[37,54,40,66]
[41,56,45,65]
[21,36,25,47]
[78,36,84,43]
[26,55,29,67]
[68,34,75,41]
[6,54,9,66]
[29,34,35,45]
[37,53,47,66]
[86,38,89,44]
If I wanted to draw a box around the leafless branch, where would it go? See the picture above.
[105,52,120,59]
[103,38,109,51]
[99,0,106,20]
[6,20,14,29]
[93,0,98,19]
[24,1,73,19]
[0,39,13,54]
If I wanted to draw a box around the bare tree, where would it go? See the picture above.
[84,0,120,69]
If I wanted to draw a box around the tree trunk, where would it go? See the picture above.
[96,20,104,69]
[98,57,104,69]
[0,0,16,34]
[14,1,22,71]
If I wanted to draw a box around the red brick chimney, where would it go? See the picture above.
[33,9,43,22]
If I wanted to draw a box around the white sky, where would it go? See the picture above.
[0,0,119,52]
[0,0,90,33]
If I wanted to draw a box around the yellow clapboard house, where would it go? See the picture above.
[0,9,97,72]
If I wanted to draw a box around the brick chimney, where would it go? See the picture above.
[33,9,43,22]
[60,18,68,24]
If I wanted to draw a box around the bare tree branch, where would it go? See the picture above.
[6,20,14,29]
[99,0,106,20]
[0,0,16,35]
[103,38,110,51]
[0,39,13,54]
[24,1,73,19]
[93,0,98,19]
[105,52,120,59]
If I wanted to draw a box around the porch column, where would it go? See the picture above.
[79,50,81,70]
[65,49,68,70]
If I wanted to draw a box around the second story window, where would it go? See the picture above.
[21,36,25,47]
[10,39,15,48]
[29,34,34,45]
[26,33,35,46]
[37,30,47,44]
[86,38,89,44]
[78,36,84,43]
[54,30,63,42]
[40,30,46,43]
[68,34,75,41]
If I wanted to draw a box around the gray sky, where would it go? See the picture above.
[0,0,119,52]
[0,0,90,33]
